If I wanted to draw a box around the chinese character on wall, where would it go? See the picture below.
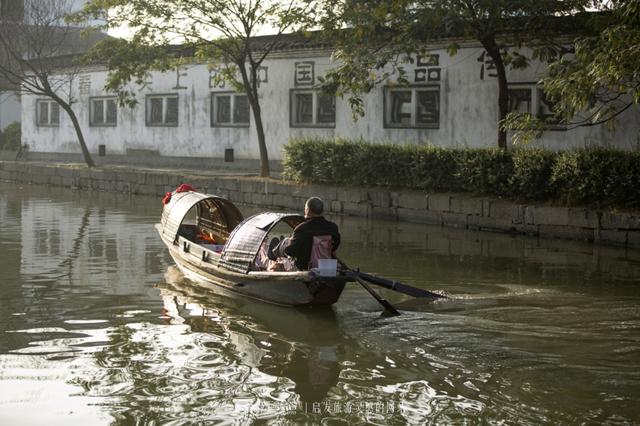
[295,61,314,86]
[414,54,440,83]
[78,75,91,95]
[477,51,498,80]
[209,69,225,89]
[172,67,188,90]
[415,68,441,82]
[251,66,269,87]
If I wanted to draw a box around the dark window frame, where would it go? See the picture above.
[536,87,565,129]
[508,82,567,131]
[145,93,179,127]
[289,89,336,129]
[507,86,533,114]
[383,85,440,129]
[35,99,60,127]
[210,91,250,128]
[89,96,118,127]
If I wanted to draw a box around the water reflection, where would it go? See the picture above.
[13,192,165,293]
[159,266,344,404]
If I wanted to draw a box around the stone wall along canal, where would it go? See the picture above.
[1,161,639,249]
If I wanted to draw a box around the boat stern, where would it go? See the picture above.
[305,274,352,306]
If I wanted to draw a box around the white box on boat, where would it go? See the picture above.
[318,259,338,276]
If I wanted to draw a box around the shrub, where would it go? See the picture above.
[282,137,317,182]
[353,143,415,187]
[412,145,462,191]
[455,148,514,196]
[551,149,640,208]
[1,122,21,151]
[283,137,640,208]
[509,148,557,200]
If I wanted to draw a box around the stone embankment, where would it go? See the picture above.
[1,160,638,249]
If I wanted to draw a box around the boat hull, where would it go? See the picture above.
[161,232,348,307]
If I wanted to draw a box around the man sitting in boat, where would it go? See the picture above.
[268,197,341,270]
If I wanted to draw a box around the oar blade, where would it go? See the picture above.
[357,271,446,299]
[354,276,400,317]
[339,259,401,316]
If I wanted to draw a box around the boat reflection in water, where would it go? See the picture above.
[157,266,346,404]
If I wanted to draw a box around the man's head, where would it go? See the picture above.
[304,197,324,218]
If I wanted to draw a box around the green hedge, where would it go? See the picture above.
[282,138,640,208]
[1,122,21,151]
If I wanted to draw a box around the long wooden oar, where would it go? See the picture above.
[353,273,401,317]
[352,270,446,299]
[338,260,400,316]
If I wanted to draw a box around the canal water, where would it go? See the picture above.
[1,183,639,424]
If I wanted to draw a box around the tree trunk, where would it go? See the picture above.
[247,87,271,177]
[481,35,508,150]
[239,60,270,178]
[246,64,270,178]
[60,102,95,167]
[252,100,270,178]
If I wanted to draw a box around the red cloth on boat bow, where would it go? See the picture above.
[162,183,197,205]
[175,184,196,193]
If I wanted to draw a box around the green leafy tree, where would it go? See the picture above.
[0,0,97,166]
[504,0,640,142]
[75,0,314,177]
[316,0,589,149]
[2,122,21,151]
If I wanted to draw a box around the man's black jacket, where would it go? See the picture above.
[284,216,340,270]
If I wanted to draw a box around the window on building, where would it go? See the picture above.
[211,92,250,127]
[317,94,336,124]
[146,94,178,126]
[290,90,335,128]
[90,97,117,126]
[507,88,532,114]
[508,84,565,129]
[536,88,563,126]
[384,86,439,129]
[36,99,60,127]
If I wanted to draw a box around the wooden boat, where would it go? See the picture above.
[155,190,353,307]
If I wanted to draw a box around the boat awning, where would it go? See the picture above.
[160,191,243,243]
[219,212,304,273]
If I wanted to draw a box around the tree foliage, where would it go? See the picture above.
[0,0,97,167]
[503,0,640,142]
[316,0,590,149]
[75,0,314,177]
[1,121,21,151]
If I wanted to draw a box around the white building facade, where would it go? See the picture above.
[20,41,640,167]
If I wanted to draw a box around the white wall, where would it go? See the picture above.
[20,44,640,161]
